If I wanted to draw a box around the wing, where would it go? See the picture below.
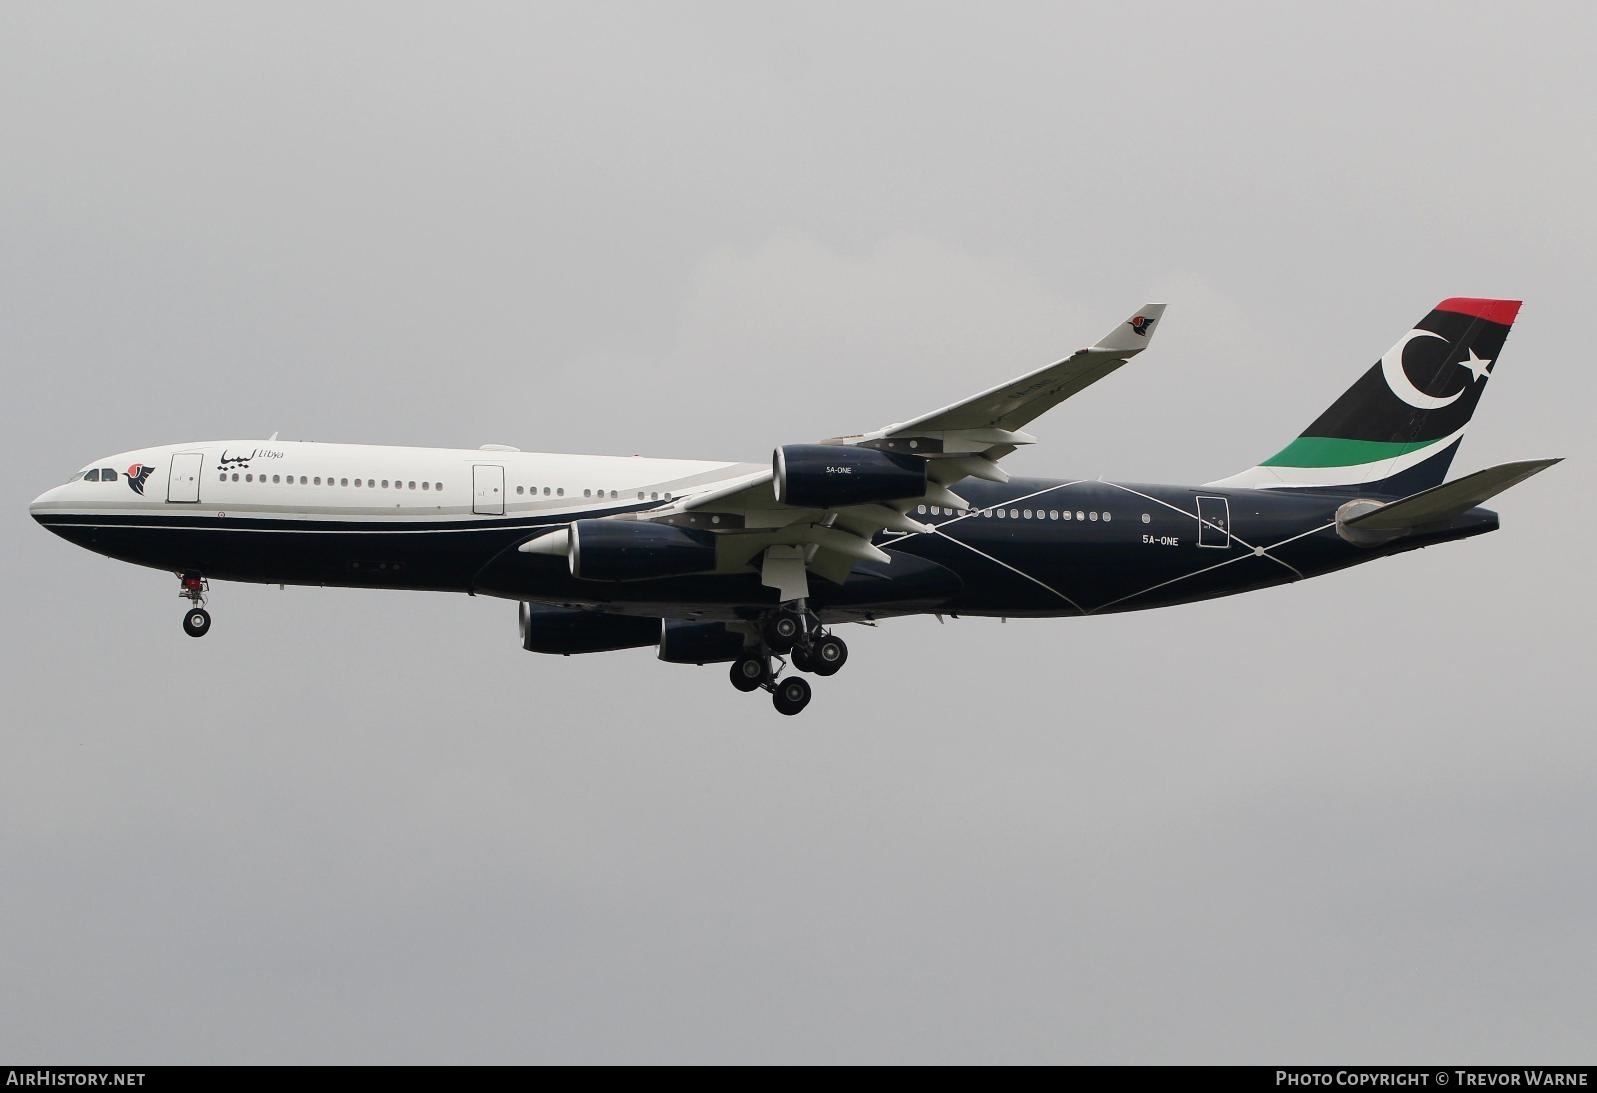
[532,303,1166,599]
[870,303,1166,438]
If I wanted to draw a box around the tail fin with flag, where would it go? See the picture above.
[1210,298,1522,495]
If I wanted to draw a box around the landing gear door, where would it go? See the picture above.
[472,465,505,516]
[1196,495,1230,548]
[167,452,203,503]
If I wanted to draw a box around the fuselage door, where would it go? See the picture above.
[1196,495,1230,548]
[167,452,203,503]
[472,464,505,516]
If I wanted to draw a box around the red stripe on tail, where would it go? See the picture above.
[1437,298,1522,325]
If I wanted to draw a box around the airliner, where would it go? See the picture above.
[30,297,1557,715]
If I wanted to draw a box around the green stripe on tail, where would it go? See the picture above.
[1261,436,1436,469]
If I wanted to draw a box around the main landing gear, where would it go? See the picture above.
[178,573,211,637]
[728,604,849,716]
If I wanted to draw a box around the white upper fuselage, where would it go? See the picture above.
[30,440,762,525]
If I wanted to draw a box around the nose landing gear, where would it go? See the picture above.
[178,573,211,637]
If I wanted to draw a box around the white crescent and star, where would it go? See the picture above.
[1381,329,1464,410]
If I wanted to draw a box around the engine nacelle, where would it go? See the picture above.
[773,444,927,508]
[519,602,661,655]
[658,620,750,665]
[569,520,718,581]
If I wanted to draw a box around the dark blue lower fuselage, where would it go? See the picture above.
[32,475,1498,623]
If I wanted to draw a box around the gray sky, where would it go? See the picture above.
[3,1,1594,1064]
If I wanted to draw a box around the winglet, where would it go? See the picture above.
[1089,303,1166,355]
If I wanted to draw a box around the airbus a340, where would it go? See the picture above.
[31,298,1557,715]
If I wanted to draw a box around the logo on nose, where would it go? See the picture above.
[124,463,155,495]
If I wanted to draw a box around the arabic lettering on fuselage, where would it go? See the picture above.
[217,449,284,468]
[218,449,257,469]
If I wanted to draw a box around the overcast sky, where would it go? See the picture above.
[3,2,1594,1064]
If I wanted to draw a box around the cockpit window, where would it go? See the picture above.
[100,467,116,480]
[81,469,100,482]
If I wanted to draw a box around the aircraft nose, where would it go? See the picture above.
[30,484,64,523]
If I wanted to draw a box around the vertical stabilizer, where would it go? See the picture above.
[1210,298,1521,494]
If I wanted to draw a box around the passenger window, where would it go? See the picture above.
[1142,513,1151,524]
[231,473,239,482]
[300,476,307,485]
[1062,510,1071,520]
[340,478,349,487]
[583,489,591,498]
[1075,511,1085,521]
[1103,512,1111,523]
[408,481,416,490]
[435,482,443,491]
[610,490,618,499]
[1023,509,1032,519]
[1009,509,1019,518]
[650,492,658,500]
[557,488,564,497]
[516,486,524,495]
[1049,510,1059,520]
[1089,511,1098,521]
[543,488,551,496]
[218,473,226,482]
[314,477,322,485]
[421,482,429,491]
[273,475,281,484]
[367,480,375,488]
[246,474,253,482]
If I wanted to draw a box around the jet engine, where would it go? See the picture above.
[519,602,661,655]
[657,620,749,665]
[567,520,719,581]
[773,444,927,508]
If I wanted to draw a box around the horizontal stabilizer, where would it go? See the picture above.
[1344,458,1561,532]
